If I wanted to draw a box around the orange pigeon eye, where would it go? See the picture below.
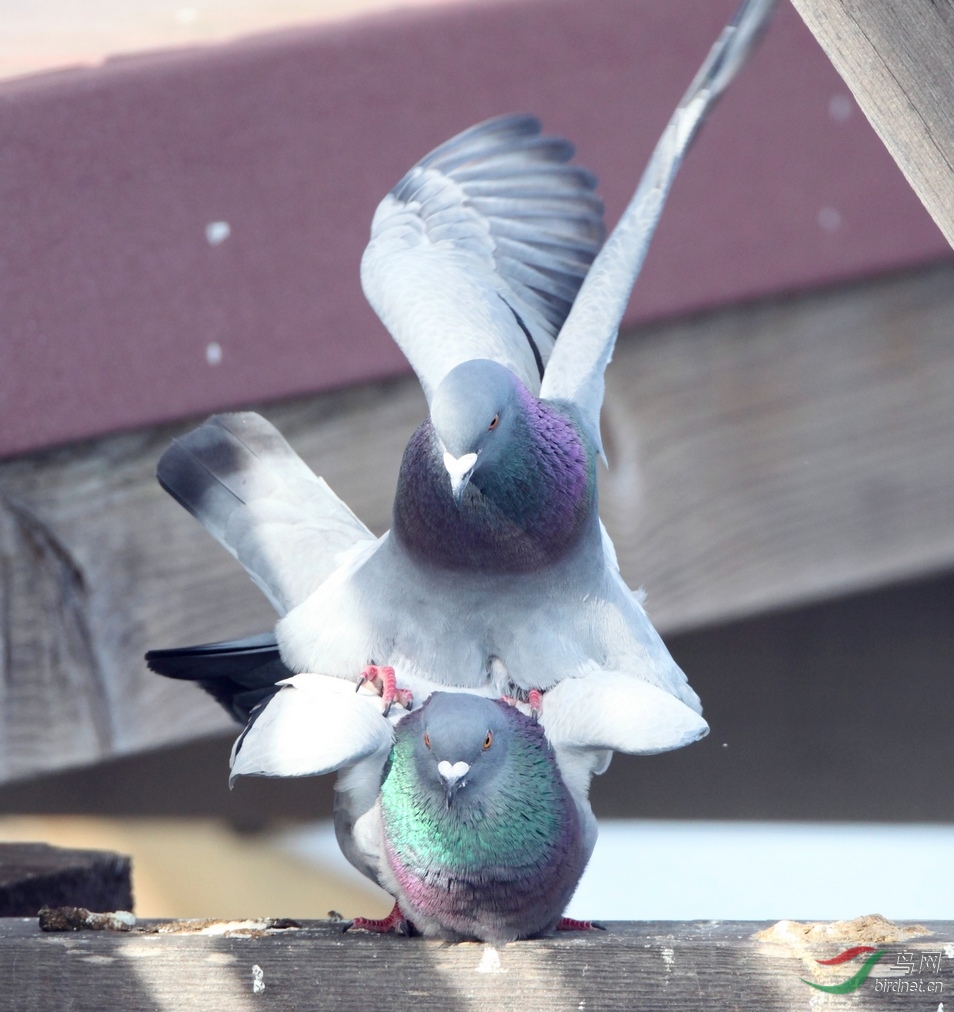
[488,414,499,430]
[482,731,493,750]
[424,733,431,748]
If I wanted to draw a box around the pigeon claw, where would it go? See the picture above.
[500,688,544,721]
[344,902,412,936]
[356,665,413,715]
[556,916,605,932]
[527,688,543,720]
[393,688,414,711]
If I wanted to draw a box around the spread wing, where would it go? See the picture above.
[540,0,778,448]
[157,412,375,616]
[541,673,709,758]
[229,674,396,782]
[361,114,605,402]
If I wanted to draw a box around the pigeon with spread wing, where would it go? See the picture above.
[149,1,776,848]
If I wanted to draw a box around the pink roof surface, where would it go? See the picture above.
[1,0,948,458]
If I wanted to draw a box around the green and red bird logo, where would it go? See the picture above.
[801,946,887,994]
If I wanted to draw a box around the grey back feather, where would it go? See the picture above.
[157,413,375,615]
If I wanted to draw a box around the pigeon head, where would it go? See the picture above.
[430,360,525,505]
[407,691,513,806]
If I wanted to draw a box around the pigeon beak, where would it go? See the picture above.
[437,759,470,807]
[442,452,478,506]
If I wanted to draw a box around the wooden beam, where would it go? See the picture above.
[603,260,954,633]
[2,264,954,781]
[790,0,954,248]
[0,915,947,1009]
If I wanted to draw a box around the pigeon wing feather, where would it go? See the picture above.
[541,672,709,757]
[157,412,375,616]
[540,0,777,449]
[361,114,605,402]
[229,674,395,782]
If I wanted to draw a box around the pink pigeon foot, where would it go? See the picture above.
[356,665,413,715]
[501,688,544,720]
[556,916,605,932]
[527,688,543,717]
[345,902,413,935]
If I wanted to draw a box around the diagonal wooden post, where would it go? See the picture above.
[790,0,954,249]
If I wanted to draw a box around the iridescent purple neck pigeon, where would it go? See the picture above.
[393,360,597,573]
[374,692,589,942]
[149,1,776,791]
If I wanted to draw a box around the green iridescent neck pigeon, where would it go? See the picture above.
[370,692,591,941]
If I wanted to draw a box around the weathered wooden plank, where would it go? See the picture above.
[603,260,954,633]
[790,0,954,248]
[1,264,954,781]
[0,916,949,1010]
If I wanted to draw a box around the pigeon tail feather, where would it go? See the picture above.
[146,632,291,724]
